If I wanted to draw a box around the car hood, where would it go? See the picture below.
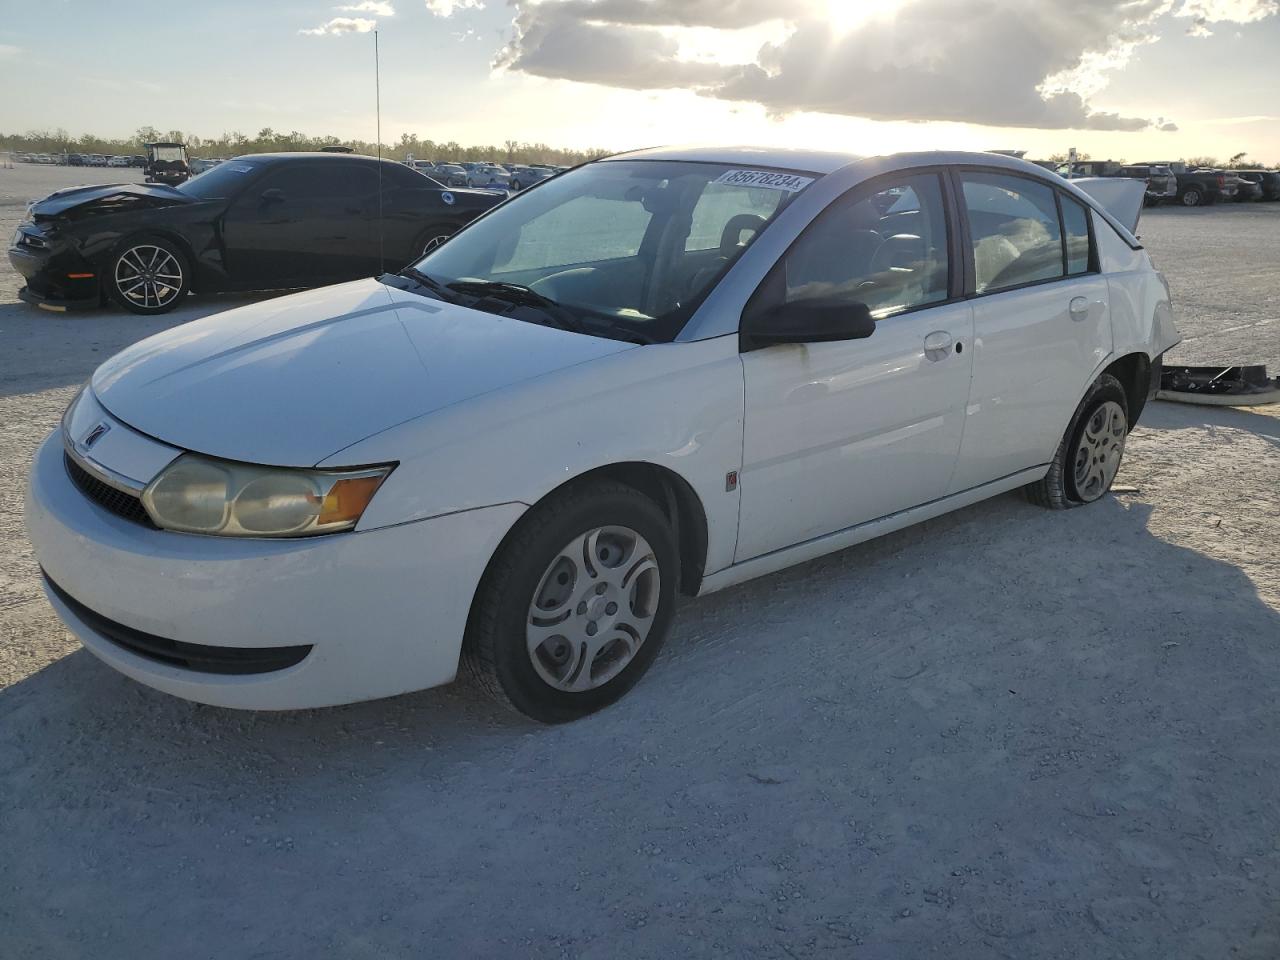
[31,182,192,219]
[90,279,636,467]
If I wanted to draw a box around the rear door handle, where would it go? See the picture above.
[1069,296,1090,321]
[923,330,953,362]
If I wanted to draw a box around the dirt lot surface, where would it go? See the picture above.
[1,164,1278,959]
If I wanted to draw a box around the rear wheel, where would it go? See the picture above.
[1024,374,1129,510]
[1180,187,1203,207]
[462,481,678,723]
[106,235,190,314]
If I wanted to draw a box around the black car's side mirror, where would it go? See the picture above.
[741,298,876,351]
[260,188,286,206]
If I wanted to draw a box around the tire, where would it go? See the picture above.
[510,179,522,191]
[462,480,679,723]
[1180,187,1203,207]
[106,234,190,315]
[1024,373,1129,510]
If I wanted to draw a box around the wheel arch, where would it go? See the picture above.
[97,228,200,292]
[479,460,711,602]
[1101,351,1152,428]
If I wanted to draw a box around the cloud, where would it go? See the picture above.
[0,44,20,59]
[1175,0,1278,34]
[425,0,484,14]
[301,16,378,34]
[339,1,396,13]
[494,0,1279,131]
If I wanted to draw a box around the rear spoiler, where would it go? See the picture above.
[1070,177,1146,235]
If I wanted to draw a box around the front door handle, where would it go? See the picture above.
[1069,296,1090,321]
[923,330,953,362]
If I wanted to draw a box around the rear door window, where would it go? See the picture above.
[960,173,1065,294]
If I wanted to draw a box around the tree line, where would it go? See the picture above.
[0,126,613,166]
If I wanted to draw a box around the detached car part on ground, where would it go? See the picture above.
[1157,365,1280,405]
[8,153,503,314]
[26,148,1179,722]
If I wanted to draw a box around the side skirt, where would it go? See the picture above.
[697,465,1049,597]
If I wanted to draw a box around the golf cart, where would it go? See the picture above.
[144,142,190,186]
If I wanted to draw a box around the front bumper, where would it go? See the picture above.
[25,431,525,709]
[10,230,101,310]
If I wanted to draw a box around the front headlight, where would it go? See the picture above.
[141,454,393,537]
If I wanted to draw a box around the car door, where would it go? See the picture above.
[222,161,378,287]
[736,172,974,562]
[948,171,1111,492]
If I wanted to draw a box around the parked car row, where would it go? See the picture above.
[9,153,504,315]
[1043,158,1280,207]
[401,157,568,191]
[12,152,147,167]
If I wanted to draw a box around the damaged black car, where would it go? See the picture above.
[9,153,504,315]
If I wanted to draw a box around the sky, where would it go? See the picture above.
[1,0,1278,163]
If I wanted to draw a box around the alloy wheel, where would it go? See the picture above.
[526,525,661,693]
[114,244,183,310]
[1073,400,1126,502]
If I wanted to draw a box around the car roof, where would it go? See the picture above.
[608,145,1100,181]
[610,144,863,174]
[228,152,402,165]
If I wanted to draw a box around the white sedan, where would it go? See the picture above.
[26,147,1179,722]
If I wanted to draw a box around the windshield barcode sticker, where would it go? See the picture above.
[714,170,815,192]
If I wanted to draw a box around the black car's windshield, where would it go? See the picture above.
[412,159,816,342]
[177,160,262,199]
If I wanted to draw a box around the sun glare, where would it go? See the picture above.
[826,0,905,34]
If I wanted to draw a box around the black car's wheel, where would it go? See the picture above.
[1180,187,1203,207]
[413,224,454,259]
[107,235,190,315]
[510,179,522,191]
[1024,374,1129,510]
[462,480,678,723]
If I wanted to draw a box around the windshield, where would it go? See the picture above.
[151,146,186,163]
[413,159,815,342]
[177,160,261,199]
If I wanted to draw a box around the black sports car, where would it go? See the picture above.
[9,153,504,315]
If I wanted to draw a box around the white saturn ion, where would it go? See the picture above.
[27,148,1180,722]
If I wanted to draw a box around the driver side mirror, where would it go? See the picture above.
[260,187,285,207]
[741,298,876,351]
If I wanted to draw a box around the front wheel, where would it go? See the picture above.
[1024,373,1129,510]
[1181,187,1203,207]
[462,481,678,723]
[106,235,190,314]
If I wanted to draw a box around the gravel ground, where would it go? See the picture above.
[1,165,1279,959]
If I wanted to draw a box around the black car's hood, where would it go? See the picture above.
[31,183,192,219]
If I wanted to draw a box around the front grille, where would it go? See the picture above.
[43,573,313,675]
[64,453,157,528]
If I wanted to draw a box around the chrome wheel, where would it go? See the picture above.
[527,525,661,693]
[114,244,183,310]
[421,235,449,255]
[1073,400,1126,502]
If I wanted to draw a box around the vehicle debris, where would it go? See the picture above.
[1157,364,1280,405]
